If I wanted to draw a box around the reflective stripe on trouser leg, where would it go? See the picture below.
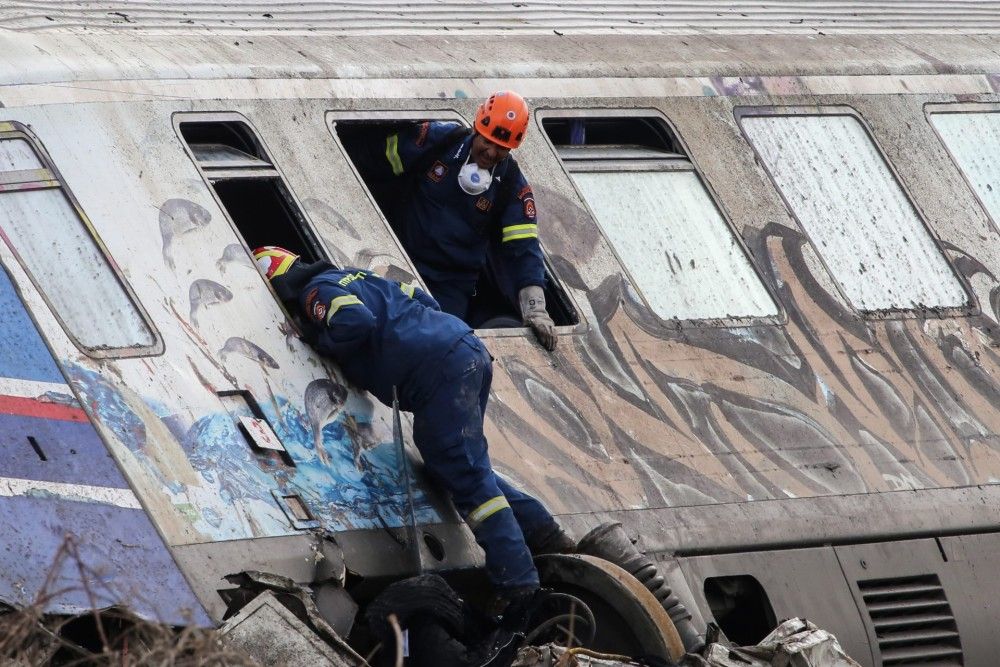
[467,495,510,530]
[410,337,539,590]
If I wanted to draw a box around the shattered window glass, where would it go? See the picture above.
[931,111,1000,234]
[0,137,156,351]
[742,113,967,312]
[571,170,780,320]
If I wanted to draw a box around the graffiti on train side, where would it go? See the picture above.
[66,363,439,540]
[486,219,1000,514]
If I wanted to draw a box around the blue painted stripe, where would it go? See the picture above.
[0,495,208,625]
[0,269,66,384]
[0,413,126,488]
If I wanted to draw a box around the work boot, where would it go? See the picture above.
[526,525,576,556]
[491,586,538,632]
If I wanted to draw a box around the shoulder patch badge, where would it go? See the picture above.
[312,300,328,323]
[305,288,324,322]
[428,160,448,182]
[523,197,536,220]
[415,122,430,147]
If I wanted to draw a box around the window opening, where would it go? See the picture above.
[740,111,968,313]
[178,119,323,263]
[0,124,159,355]
[543,114,779,322]
[334,119,579,330]
[704,575,776,645]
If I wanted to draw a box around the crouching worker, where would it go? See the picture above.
[253,247,574,611]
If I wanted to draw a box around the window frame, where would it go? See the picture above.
[735,105,976,320]
[0,121,163,359]
[170,111,331,268]
[325,108,587,338]
[537,107,785,328]
[924,102,1000,240]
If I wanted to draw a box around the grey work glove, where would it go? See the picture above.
[519,285,557,351]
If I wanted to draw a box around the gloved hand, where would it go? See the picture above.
[519,285,557,351]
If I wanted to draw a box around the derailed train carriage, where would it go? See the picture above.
[2,2,1000,664]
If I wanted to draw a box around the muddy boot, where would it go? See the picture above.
[526,525,577,556]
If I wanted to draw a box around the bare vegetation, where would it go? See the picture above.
[0,536,260,666]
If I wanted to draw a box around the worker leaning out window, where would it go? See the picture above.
[253,247,575,624]
[354,91,557,351]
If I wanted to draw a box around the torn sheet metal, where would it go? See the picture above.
[220,590,365,667]
[690,618,862,667]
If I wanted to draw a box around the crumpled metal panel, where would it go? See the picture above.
[571,170,779,321]
[741,113,968,312]
[2,1,1000,34]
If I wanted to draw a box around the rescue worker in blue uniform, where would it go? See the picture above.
[358,91,558,351]
[253,246,575,602]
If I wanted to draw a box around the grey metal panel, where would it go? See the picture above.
[556,484,1000,557]
[4,1,1000,34]
[678,546,874,665]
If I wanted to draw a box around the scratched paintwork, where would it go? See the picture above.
[0,89,998,537]
[0,30,999,647]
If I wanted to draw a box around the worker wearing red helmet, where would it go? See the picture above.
[360,91,557,350]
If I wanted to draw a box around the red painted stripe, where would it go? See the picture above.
[0,395,88,422]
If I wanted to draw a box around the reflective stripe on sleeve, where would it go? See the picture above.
[466,495,511,530]
[385,134,404,176]
[325,295,363,324]
[501,223,538,243]
[400,282,416,298]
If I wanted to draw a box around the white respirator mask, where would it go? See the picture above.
[457,154,493,195]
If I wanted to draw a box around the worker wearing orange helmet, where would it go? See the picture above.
[360,91,557,350]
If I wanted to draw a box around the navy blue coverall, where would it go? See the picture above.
[298,266,558,591]
[369,121,546,319]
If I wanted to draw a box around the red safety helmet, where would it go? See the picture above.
[253,246,299,280]
[474,91,529,150]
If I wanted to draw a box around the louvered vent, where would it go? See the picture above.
[859,575,963,666]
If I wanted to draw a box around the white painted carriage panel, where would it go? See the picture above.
[742,114,967,312]
[931,112,1000,234]
[572,170,779,321]
[0,187,156,349]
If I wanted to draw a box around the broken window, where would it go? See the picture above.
[332,116,579,330]
[0,123,159,356]
[741,111,969,313]
[543,113,779,322]
[704,575,776,645]
[177,116,324,263]
[929,108,1000,236]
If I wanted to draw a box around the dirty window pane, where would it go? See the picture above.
[0,139,43,172]
[572,170,779,320]
[742,114,967,311]
[0,188,155,349]
[930,112,1000,231]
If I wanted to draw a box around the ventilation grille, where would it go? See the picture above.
[859,575,963,666]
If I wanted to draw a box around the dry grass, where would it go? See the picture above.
[0,536,261,666]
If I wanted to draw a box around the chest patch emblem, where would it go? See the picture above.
[476,196,492,212]
[428,161,448,182]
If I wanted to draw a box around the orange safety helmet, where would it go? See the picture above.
[474,91,529,150]
[253,246,299,280]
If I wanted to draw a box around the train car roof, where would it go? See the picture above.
[3,2,1000,86]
